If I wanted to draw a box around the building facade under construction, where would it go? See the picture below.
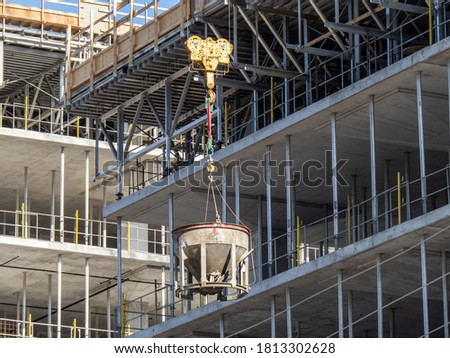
[0,0,449,338]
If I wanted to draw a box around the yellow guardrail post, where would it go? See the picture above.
[25,95,29,131]
[296,216,301,265]
[121,293,126,338]
[76,116,80,138]
[72,318,77,338]
[75,209,79,245]
[270,77,274,124]
[126,324,131,337]
[21,202,25,239]
[127,221,131,252]
[28,313,33,337]
[397,172,402,225]
[429,0,433,45]
[224,100,229,146]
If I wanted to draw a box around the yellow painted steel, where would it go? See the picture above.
[429,0,433,45]
[72,318,77,338]
[127,221,131,252]
[28,313,33,337]
[76,116,80,138]
[24,96,28,131]
[397,172,402,225]
[225,100,229,146]
[270,77,274,124]
[296,216,301,265]
[21,202,25,239]
[75,209,79,245]
[126,324,131,337]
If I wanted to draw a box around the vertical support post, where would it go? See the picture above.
[337,270,344,338]
[116,217,123,337]
[222,167,227,222]
[102,185,107,248]
[168,194,175,318]
[331,113,339,249]
[161,225,166,323]
[285,136,293,268]
[286,287,292,338]
[234,162,240,224]
[265,146,273,277]
[369,95,378,233]
[85,257,90,338]
[434,0,442,42]
[297,216,301,265]
[348,290,354,338]
[216,84,223,144]
[23,167,28,239]
[270,77,274,123]
[397,171,402,225]
[389,308,396,338]
[270,295,276,338]
[22,272,26,337]
[404,152,411,220]
[442,251,449,338]
[60,147,65,242]
[257,195,263,282]
[0,40,3,89]
[416,72,427,214]
[233,4,238,62]
[421,238,429,337]
[16,292,20,336]
[117,110,124,199]
[165,82,172,176]
[351,175,357,243]
[376,254,383,338]
[107,287,111,338]
[50,170,56,241]
[219,314,225,338]
[85,151,90,245]
[47,275,52,338]
[384,160,390,229]
[57,254,62,338]
[15,190,19,237]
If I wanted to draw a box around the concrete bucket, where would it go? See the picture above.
[173,222,251,300]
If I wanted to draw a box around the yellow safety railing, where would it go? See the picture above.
[72,318,77,338]
[75,209,79,245]
[76,117,80,138]
[27,313,33,338]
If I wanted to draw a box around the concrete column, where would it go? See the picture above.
[416,72,427,214]
[168,194,175,318]
[421,238,429,337]
[348,290,354,338]
[234,162,240,223]
[285,136,294,268]
[369,96,378,234]
[48,275,52,338]
[331,113,339,249]
[271,295,276,338]
[106,287,111,338]
[21,272,26,337]
[56,254,62,338]
[60,147,65,242]
[338,270,344,338]
[50,170,56,241]
[442,251,449,338]
[265,146,273,277]
[286,288,292,338]
[85,257,90,338]
[376,254,383,338]
[116,217,123,337]
[23,167,28,239]
[221,167,227,223]
[219,314,225,338]
[85,151,90,245]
